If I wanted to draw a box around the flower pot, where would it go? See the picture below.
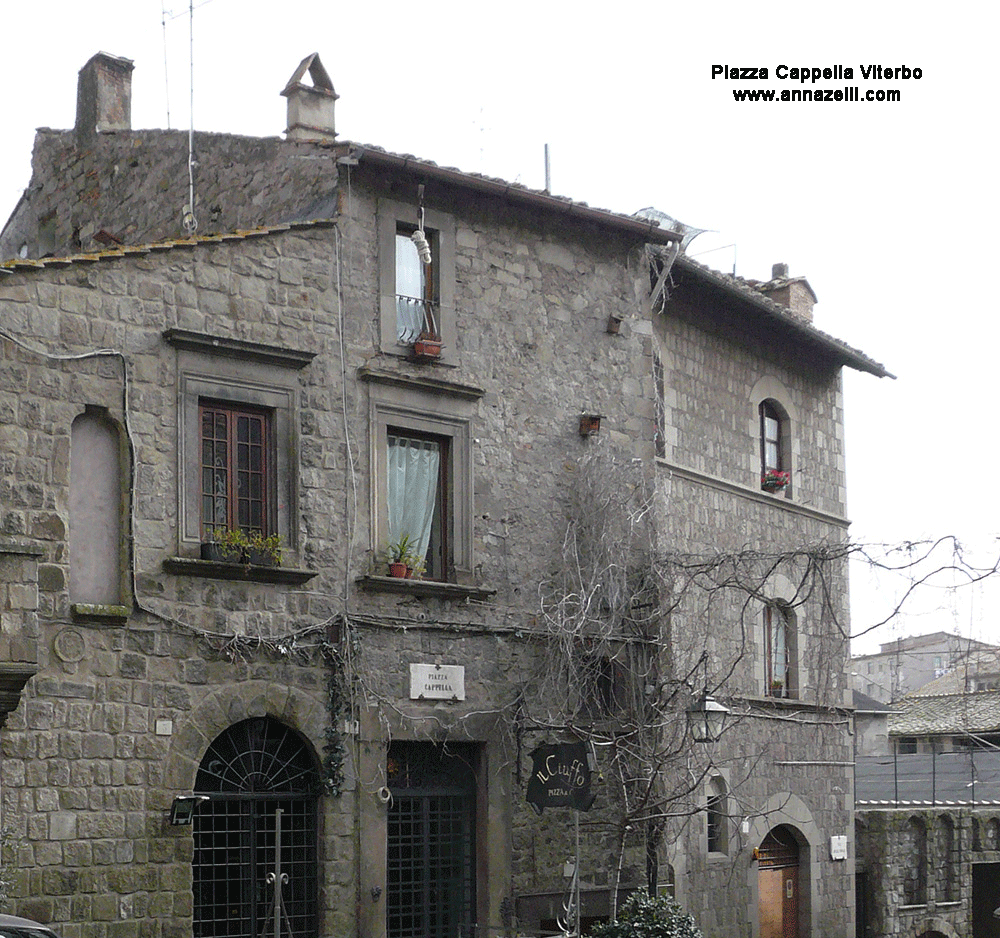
[388,562,409,578]
[412,339,442,359]
[201,542,241,563]
[246,548,277,567]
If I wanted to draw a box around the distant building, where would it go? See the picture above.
[850,631,999,703]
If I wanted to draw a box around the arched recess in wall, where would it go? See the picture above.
[748,377,798,496]
[940,814,958,902]
[70,406,126,606]
[903,815,928,906]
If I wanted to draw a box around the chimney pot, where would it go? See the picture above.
[75,52,134,145]
[772,262,789,280]
[282,53,338,142]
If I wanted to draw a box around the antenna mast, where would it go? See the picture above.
[183,0,198,235]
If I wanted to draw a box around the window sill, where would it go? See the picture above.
[163,557,318,585]
[357,575,495,602]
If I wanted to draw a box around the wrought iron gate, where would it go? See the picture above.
[387,743,477,938]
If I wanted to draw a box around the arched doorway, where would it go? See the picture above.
[758,825,800,938]
[193,716,320,938]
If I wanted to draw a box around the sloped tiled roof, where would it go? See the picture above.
[890,691,1000,736]
[0,220,337,276]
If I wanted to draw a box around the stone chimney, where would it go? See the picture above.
[282,53,338,142]
[758,262,817,322]
[75,52,134,145]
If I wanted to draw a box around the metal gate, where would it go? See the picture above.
[387,742,477,938]
[193,717,319,938]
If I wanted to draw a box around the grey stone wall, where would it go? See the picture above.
[856,807,1000,937]
[0,128,862,938]
[1,130,343,260]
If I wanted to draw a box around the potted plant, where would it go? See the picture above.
[770,679,784,697]
[201,528,250,563]
[383,533,416,578]
[201,529,283,566]
[247,532,283,567]
[761,469,790,493]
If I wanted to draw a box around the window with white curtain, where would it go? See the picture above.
[387,432,447,579]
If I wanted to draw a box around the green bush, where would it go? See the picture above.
[587,891,703,938]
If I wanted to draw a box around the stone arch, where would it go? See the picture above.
[746,793,819,938]
[161,680,329,799]
[908,918,959,938]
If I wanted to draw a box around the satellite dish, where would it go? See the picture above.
[633,207,712,252]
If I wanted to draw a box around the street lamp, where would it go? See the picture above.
[686,693,730,743]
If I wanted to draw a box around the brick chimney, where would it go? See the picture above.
[282,53,338,142]
[758,262,817,322]
[75,52,134,145]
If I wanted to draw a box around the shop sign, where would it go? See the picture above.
[526,741,595,813]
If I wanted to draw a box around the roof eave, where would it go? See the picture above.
[345,144,682,246]
[674,254,894,379]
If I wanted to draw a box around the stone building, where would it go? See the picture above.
[850,632,1000,704]
[0,52,889,938]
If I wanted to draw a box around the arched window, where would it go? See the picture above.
[193,717,320,938]
[760,401,782,472]
[764,602,798,698]
[759,399,791,493]
[707,776,728,854]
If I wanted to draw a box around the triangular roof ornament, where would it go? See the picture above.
[282,53,337,99]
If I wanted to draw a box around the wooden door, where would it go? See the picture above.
[758,826,800,938]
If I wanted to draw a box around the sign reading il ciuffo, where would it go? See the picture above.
[526,742,596,814]
[712,65,922,82]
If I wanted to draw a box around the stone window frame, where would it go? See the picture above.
[378,198,456,359]
[754,573,800,700]
[167,329,314,562]
[362,370,480,585]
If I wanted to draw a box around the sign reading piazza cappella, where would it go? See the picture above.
[409,663,466,701]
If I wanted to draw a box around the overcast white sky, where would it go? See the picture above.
[2,1,997,654]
